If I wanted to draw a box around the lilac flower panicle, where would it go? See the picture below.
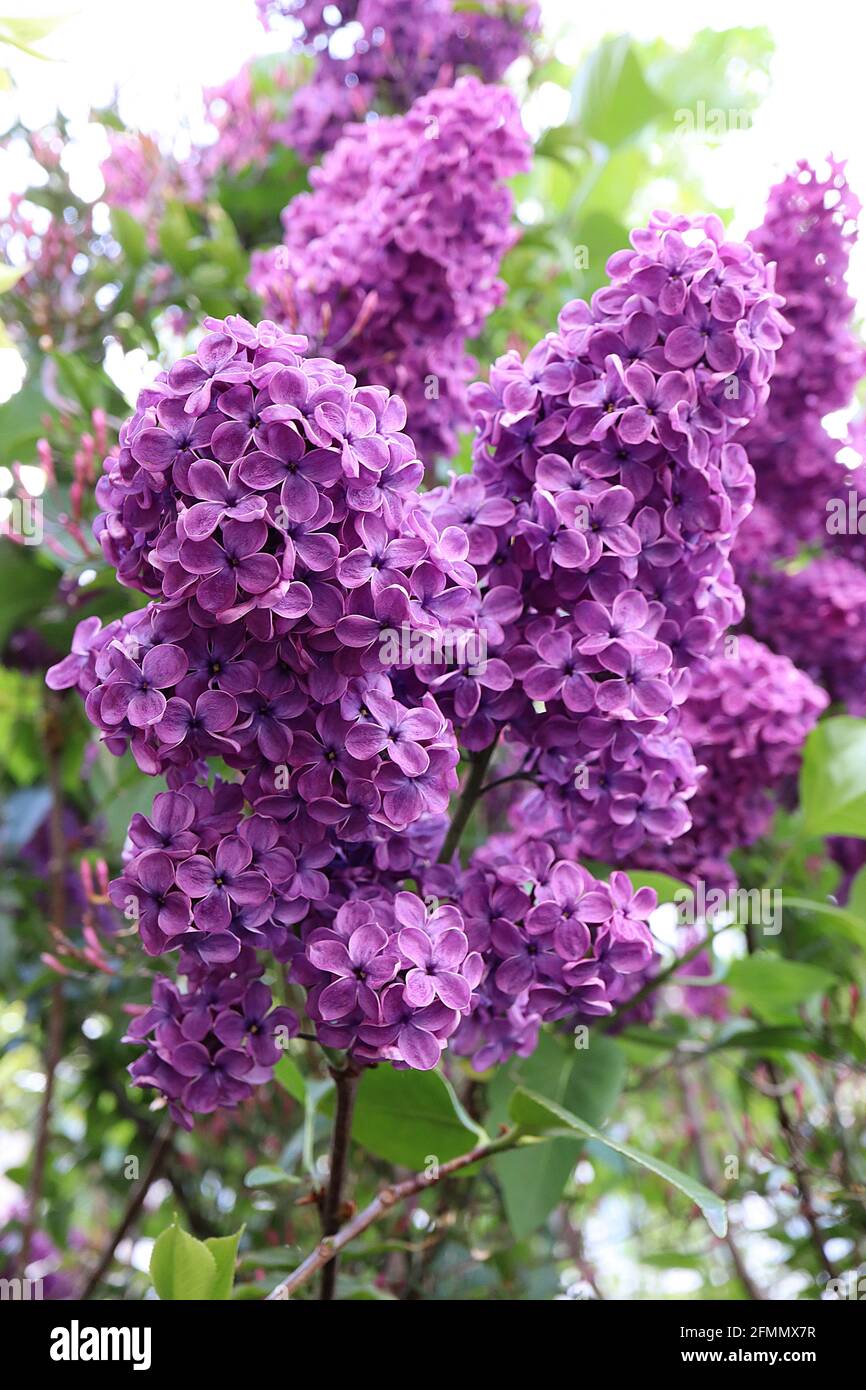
[733,161,866,707]
[256,0,540,159]
[427,210,787,863]
[250,78,531,462]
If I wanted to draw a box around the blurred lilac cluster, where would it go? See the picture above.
[257,0,539,159]
[251,77,531,462]
[633,635,828,892]
[734,161,866,710]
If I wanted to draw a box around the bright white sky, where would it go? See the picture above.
[1,0,865,377]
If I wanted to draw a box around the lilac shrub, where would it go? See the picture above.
[50,202,792,1120]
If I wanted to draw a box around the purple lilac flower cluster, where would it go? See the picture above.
[425,212,786,861]
[732,163,866,708]
[0,1203,84,1300]
[125,947,297,1128]
[256,0,540,159]
[631,635,828,890]
[427,838,657,1069]
[737,159,865,547]
[287,892,481,1069]
[46,314,491,1100]
[100,133,186,241]
[827,835,866,905]
[745,555,866,714]
[196,64,296,185]
[250,78,531,462]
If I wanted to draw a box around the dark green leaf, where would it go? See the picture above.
[490,1032,624,1237]
[800,717,866,836]
[510,1088,727,1237]
[351,1065,483,1170]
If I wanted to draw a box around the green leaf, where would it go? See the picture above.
[571,210,630,297]
[703,1022,837,1059]
[351,1066,483,1170]
[640,27,773,126]
[150,1221,218,1301]
[510,1088,727,1238]
[0,379,53,468]
[111,207,148,269]
[618,869,690,906]
[490,1032,625,1238]
[571,37,669,148]
[726,953,838,1022]
[273,1054,307,1103]
[800,717,866,836]
[159,200,198,274]
[88,749,167,857]
[535,123,588,167]
[203,1227,244,1301]
[244,1165,298,1188]
[0,15,64,60]
[844,868,866,922]
[781,895,866,954]
[0,263,28,293]
[0,549,59,652]
[0,786,51,851]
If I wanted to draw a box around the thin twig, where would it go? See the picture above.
[743,922,837,1281]
[438,738,498,864]
[767,1060,838,1281]
[677,1067,764,1300]
[319,1063,361,1300]
[267,1127,523,1300]
[479,770,540,797]
[21,695,67,1269]
[80,1125,174,1299]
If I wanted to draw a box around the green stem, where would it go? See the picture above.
[438,738,498,865]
